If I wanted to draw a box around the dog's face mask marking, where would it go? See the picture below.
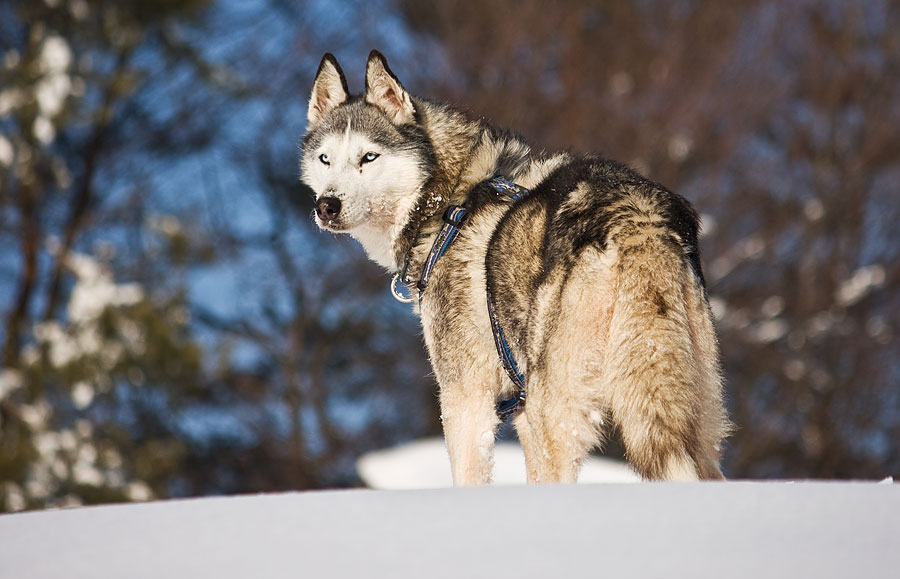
[301,52,428,269]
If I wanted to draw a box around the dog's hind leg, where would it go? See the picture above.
[512,413,541,483]
[520,248,615,483]
[520,389,598,484]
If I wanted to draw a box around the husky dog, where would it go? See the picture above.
[301,51,731,484]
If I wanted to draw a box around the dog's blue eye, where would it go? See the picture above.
[361,152,379,164]
[319,153,330,165]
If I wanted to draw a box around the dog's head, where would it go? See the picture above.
[300,51,433,266]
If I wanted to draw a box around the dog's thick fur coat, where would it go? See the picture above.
[301,51,731,484]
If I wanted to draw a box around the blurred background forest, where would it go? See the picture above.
[1,0,897,511]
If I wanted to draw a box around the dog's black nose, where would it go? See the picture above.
[315,196,341,221]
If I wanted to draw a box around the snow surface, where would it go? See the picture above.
[357,437,640,488]
[1,482,898,578]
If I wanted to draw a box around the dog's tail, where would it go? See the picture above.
[603,210,730,480]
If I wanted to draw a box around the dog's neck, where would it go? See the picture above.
[390,103,533,278]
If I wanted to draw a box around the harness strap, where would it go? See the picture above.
[393,176,532,420]
[486,285,528,420]
[484,175,531,202]
[478,177,530,419]
[417,205,468,293]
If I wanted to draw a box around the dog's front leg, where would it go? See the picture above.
[439,384,500,486]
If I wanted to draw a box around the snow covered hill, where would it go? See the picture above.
[1,481,897,578]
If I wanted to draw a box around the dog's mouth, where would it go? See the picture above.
[314,214,349,233]
[316,219,342,232]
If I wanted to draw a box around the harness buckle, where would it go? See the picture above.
[496,389,526,421]
[442,205,468,227]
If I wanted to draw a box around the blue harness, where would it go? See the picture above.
[391,176,530,421]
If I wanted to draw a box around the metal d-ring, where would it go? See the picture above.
[390,272,415,303]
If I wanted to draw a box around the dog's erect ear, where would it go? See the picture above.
[308,53,349,126]
[365,50,415,125]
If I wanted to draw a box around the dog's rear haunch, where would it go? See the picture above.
[301,51,731,484]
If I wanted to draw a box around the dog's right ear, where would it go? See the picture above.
[307,53,349,126]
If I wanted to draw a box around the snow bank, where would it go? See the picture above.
[357,437,640,488]
[1,482,897,578]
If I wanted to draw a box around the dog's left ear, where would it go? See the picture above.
[365,50,415,125]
